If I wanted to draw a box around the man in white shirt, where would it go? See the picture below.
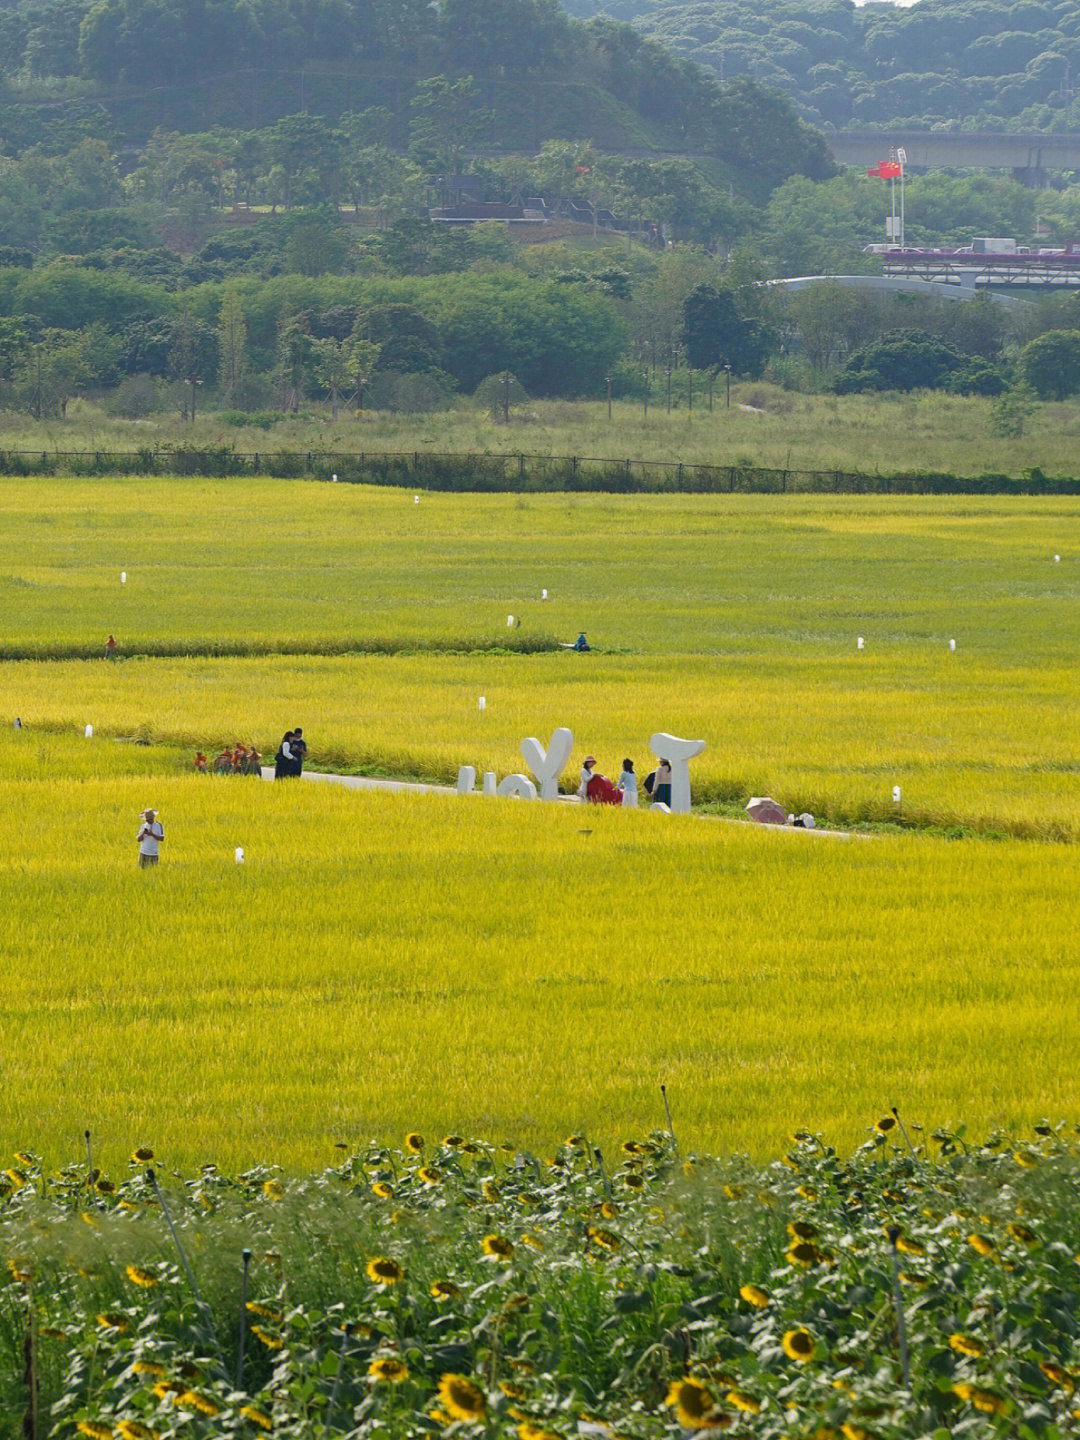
[137,809,165,868]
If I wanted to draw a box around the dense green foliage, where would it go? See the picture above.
[564,0,1080,134]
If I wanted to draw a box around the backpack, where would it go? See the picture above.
[643,770,656,796]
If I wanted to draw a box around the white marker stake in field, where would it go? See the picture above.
[84,724,93,738]
[1054,554,1061,562]
[541,588,548,600]
[478,696,486,712]
[120,571,127,584]
[649,732,706,814]
[948,638,956,651]
[857,636,865,650]
[521,727,574,800]
[332,473,338,483]
[235,847,245,864]
[414,495,419,504]
[507,615,515,627]
[893,785,902,805]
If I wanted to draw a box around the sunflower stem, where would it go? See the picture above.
[885,1229,912,1394]
[147,1168,223,1369]
[660,1083,679,1156]
[235,1249,251,1389]
[891,1106,918,1160]
[324,1323,352,1434]
[593,1147,613,1198]
[21,1277,38,1440]
[84,1129,93,1191]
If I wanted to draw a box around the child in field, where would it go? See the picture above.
[617,758,638,807]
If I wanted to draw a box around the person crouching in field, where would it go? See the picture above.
[137,809,164,868]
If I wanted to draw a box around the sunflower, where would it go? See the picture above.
[968,1234,995,1257]
[587,1226,620,1251]
[125,1265,158,1288]
[1013,1150,1038,1168]
[366,1256,404,1284]
[739,1285,770,1308]
[599,1200,618,1218]
[239,1407,273,1430]
[949,1334,985,1358]
[1006,1222,1036,1245]
[665,1377,717,1428]
[245,1302,283,1321]
[5,1169,29,1189]
[430,1280,461,1300]
[95,1178,116,1194]
[521,1233,544,1249]
[116,1422,159,1440]
[481,1234,514,1259]
[368,1357,409,1383]
[1039,1361,1075,1390]
[899,1271,929,1287]
[517,1425,566,1440]
[151,1381,185,1399]
[481,1182,501,1202]
[623,1173,645,1189]
[131,1147,155,1163]
[76,1424,114,1439]
[894,1236,925,1256]
[797,1184,819,1200]
[443,1135,464,1148]
[132,1360,167,1377]
[840,1424,881,1440]
[782,1329,816,1362]
[785,1241,820,1269]
[417,1166,442,1185]
[565,1135,585,1147]
[621,1141,646,1155]
[250,1326,284,1350]
[875,1116,896,1133]
[8,1259,32,1282]
[953,1384,1008,1415]
[96,1313,129,1332]
[177,1392,221,1416]
[437,1373,486,1423]
[787,1220,817,1240]
[726,1390,762,1414]
[262,1180,283,1200]
[404,1133,425,1152]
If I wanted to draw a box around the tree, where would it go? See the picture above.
[833,330,964,393]
[346,331,382,415]
[217,286,248,400]
[276,313,312,412]
[14,328,95,418]
[166,313,217,420]
[682,282,772,377]
[312,337,351,419]
[408,77,485,191]
[1018,330,1080,400]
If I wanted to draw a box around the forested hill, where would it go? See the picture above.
[561,0,1080,134]
[0,0,830,189]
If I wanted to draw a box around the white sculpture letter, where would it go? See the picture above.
[496,774,538,800]
[482,771,497,796]
[520,727,574,800]
[457,765,476,794]
[649,732,706,815]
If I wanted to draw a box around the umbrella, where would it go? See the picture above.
[746,796,787,825]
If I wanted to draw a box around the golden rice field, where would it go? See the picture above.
[3,476,1080,1170]
[2,729,1079,1174]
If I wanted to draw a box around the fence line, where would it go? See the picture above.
[0,447,1075,495]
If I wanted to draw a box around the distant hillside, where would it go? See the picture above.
[560,0,1080,134]
[0,0,831,192]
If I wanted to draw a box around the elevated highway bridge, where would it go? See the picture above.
[827,131,1080,181]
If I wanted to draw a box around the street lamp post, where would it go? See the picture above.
[189,376,203,424]
[666,364,672,414]
[724,363,731,409]
[688,367,693,414]
[642,371,648,421]
[896,147,907,250]
[708,371,714,412]
[606,373,613,420]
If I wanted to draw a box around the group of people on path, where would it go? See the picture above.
[577,756,672,808]
[194,743,263,774]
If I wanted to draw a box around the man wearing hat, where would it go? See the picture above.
[137,808,165,868]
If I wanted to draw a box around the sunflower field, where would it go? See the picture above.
[3,1125,1080,1439]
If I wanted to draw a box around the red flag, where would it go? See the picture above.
[867,161,902,179]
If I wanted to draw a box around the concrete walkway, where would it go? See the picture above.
[260,767,857,838]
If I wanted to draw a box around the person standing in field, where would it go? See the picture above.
[288,728,308,776]
[617,758,638,807]
[137,808,164,867]
[652,758,672,807]
[577,756,596,799]
[274,730,295,779]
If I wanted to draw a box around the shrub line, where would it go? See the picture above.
[0,446,1077,494]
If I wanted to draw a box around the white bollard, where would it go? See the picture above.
[541,588,548,600]
[84,723,93,739]
[892,785,902,805]
[857,636,864,650]
[507,615,515,627]
[235,847,245,864]
[1054,554,1061,562]
[482,771,497,796]
[478,696,486,712]
[332,473,338,483]
[457,765,476,794]
[120,571,127,584]
[948,637,956,651]
[649,732,706,814]
[414,495,420,504]
[521,728,574,800]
